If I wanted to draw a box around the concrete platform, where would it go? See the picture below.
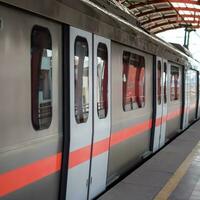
[99,120,200,200]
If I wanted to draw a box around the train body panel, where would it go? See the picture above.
[0,5,62,148]
[108,42,153,181]
[0,4,62,199]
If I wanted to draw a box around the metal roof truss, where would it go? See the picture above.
[115,0,200,33]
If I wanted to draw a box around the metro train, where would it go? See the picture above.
[0,0,200,200]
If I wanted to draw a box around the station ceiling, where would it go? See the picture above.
[115,0,200,34]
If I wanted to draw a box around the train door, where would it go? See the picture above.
[153,57,168,152]
[197,72,200,118]
[89,35,111,199]
[182,69,190,129]
[66,27,111,200]
[188,70,198,123]
[66,27,93,200]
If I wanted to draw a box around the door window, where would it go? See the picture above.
[157,61,162,105]
[163,63,167,103]
[74,36,89,124]
[97,43,108,119]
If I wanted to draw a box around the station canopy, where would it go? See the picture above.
[115,0,200,34]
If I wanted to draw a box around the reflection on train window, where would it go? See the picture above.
[31,25,52,130]
[163,62,167,103]
[97,43,108,119]
[170,66,180,101]
[74,36,89,124]
[157,61,161,105]
[123,51,145,112]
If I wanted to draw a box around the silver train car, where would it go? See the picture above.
[0,0,200,199]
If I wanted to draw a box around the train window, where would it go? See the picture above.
[123,51,145,112]
[31,25,52,130]
[170,66,180,101]
[97,43,108,119]
[163,62,167,103]
[74,36,89,124]
[157,61,162,105]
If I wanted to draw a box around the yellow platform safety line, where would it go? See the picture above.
[154,141,200,200]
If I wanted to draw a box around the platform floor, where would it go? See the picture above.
[99,120,200,200]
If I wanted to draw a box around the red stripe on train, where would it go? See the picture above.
[0,153,62,197]
[0,108,182,197]
[92,138,110,157]
[69,145,91,168]
[110,119,152,146]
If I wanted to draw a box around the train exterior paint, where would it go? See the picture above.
[0,0,200,200]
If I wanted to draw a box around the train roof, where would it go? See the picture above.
[0,0,199,69]
[170,43,193,58]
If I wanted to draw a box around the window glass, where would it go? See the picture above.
[123,51,145,112]
[163,63,167,103]
[170,66,180,101]
[157,61,161,105]
[97,43,108,119]
[31,25,52,130]
[74,36,89,124]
